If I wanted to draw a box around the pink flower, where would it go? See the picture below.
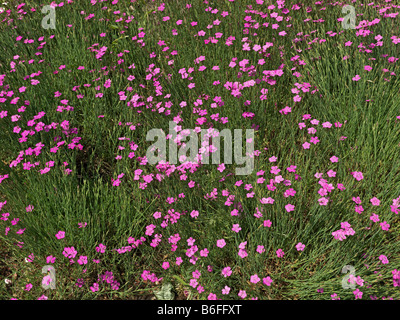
[353,288,363,299]
[190,210,199,218]
[285,204,295,212]
[352,197,362,204]
[104,79,111,88]
[62,246,77,259]
[232,224,241,233]
[330,156,339,163]
[327,170,336,177]
[256,245,265,254]
[260,197,274,204]
[318,197,329,206]
[238,290,247,299]
[96,243,106,253]
[217,239,226,248]
[263,220,272,227]
[238,249,248,258]
[46,255,56,263]
[379,255,389,264]
[162,261,170,269]
[250,274,260,284]
[189,279,198,288]
[55,231,65,239]
[42,275,53,287]
[380,221,390,231]
[222,286,230,295]
[221,267,232,277]
[276,249,285,258]
[351,171,364,181]
[370,213,380,222]
[331,293,340,300]
[77,256,87,265]
[90,283,99,292]
[207,293,217,300]
[263,276,273,286]
[370,197,380,206]
[352,75,361,81]
[296,242,305,251]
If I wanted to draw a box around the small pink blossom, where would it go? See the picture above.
[263,276,273,286]
[370,197,380,206]
[217,239,226,248]
[55,231,65,239]
[276,249,285,258]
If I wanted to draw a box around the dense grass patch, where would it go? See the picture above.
[0,0,400,300]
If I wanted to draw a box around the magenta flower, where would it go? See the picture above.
[296,242,305,251]
[318,197,329,206]
[331,293,340,300]
[232,224,241,233]
[379,255,389,264]
[330,156,339,163]
[351,171,364,181]
[55,231,65,239]
[46,255,56,264]
[276,249,285,258]
[285,204,295,212]
[250,274,260,284]
[42,275,53,287]
[263,220,272,227]
[189,278,198,288]
[238,290,247,299]
[222,286,230,295]
[238,249,248,259]
[353,288,363,299]
[256,245,265,254]
[216,239,226,248]
[90,283,99,292]
[221,266,232,277]
[364,65,372,71]
[380,221,390,231]
[62,246,77,259]
[370,213,380,222]
[77,256,87,265]
[370,197,380,206]
[327,169,336,177]
[96,243,106,253]
[207,293,217,300]
[263,276,273,286]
